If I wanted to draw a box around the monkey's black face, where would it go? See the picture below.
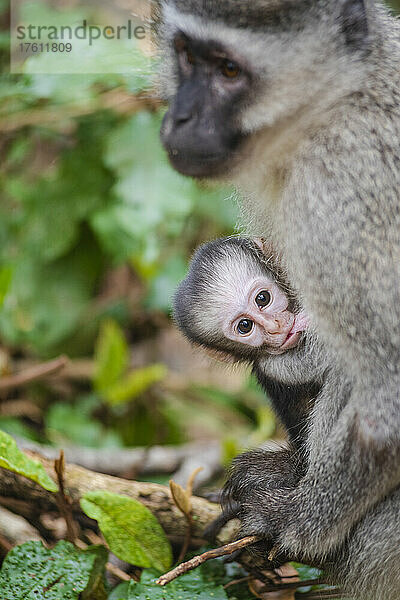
[160,33,251,178]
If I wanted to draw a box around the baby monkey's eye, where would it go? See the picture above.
[255,291,272,308]
[237,319,254,335]
[220,59,241,79]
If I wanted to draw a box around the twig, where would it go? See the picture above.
[170,467,203,564]
[156,536,260,586]
[54,450,80,544]
[177,513,192,565]
[105,562,132,582]
[0,356,68,392]
[85,530,104,547]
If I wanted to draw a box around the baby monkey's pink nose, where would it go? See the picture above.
[263,316,286,335]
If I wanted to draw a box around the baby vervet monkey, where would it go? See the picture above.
[174,237,327,454]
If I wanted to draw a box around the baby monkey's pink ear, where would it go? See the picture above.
[253,237,275,257]
[253,238,285,275]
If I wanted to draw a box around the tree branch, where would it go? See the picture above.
[15,438,222,485]
[0,452,221,542]
[0,357,68,392]
[156,536,261,586]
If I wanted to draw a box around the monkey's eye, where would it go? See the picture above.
[237,319,254,335]
[220,59,241,79]
[255,291,272,308]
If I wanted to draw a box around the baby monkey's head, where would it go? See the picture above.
[174,238,309,362]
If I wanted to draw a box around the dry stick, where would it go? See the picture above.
[170,467,204,565]
[105,562,132,583]
[156,536,261,586]
[177,512,193,565]
[0,356,68,392]
[54,450,80,544]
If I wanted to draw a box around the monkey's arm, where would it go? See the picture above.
[228,363,400,560]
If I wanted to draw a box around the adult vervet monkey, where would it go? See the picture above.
[157,1,400,598]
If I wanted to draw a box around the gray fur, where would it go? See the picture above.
[173,237,324,453]
[159,1,400,598]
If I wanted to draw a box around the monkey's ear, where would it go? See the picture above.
[254,238,275,257]
[340,0,369,50]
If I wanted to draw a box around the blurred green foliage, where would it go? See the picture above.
[0,0,237,358]
[94,319,167,406]
[0,93,237,356]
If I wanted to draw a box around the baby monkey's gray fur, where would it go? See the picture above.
[159,1,400,598]
[174,237,326,452]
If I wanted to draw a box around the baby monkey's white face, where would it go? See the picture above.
[222,276,309,354]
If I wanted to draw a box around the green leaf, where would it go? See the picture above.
[80,490,172,572]
[0,540,108,600]
[222,438,242,468]
[94,320,129,394]
[248,405,277,446]
[105,364,167,406]
[108,582,130,600]
[0,430,58,492]
[290,562,327,593]
[0,266,12,307]
[0,417,43,443]
[126,570,228,600]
